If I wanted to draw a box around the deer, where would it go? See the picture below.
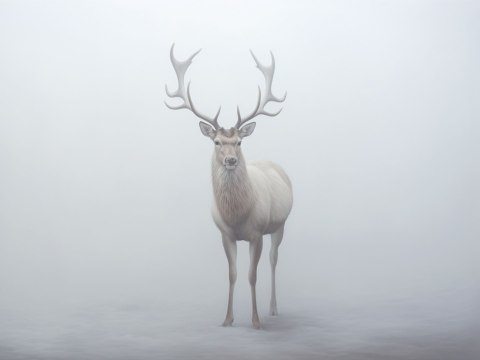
[165,44,293,329]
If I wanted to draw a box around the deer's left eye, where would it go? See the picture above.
[237,141,242,146]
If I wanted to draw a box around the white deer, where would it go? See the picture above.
[165,44,293,329]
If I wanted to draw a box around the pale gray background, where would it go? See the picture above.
[0,1,479,359]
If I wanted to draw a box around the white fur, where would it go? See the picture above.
[211,160,292,238]
[208,130,293,329]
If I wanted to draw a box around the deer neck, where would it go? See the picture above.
[211,154,254,226]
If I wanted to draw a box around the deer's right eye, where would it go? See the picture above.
[214,140,220,146]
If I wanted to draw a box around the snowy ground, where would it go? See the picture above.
[1,286,478,360]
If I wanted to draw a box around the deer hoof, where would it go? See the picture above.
[222,318,234,327]
[252,320,261,330]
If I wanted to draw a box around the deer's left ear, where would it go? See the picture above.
[239,122,256,138]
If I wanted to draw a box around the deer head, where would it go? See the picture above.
[165,44,286,170]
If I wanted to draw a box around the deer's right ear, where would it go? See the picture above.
[199,122,216,139]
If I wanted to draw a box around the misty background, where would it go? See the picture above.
[0,1,479,359]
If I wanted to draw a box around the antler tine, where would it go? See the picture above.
[235,50,287,129]
[235,86,261,128]
[165,43,221,129]
[187,82,221,129]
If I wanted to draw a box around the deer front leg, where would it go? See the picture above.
[270,224,284,316]
[249,237,263,329]
[222,234,237,327]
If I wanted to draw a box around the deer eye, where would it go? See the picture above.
[237,141,242,146]
[214,140,220,146]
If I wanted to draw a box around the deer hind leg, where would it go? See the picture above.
[249,237,263,329]
[222,234,237,327]
[270,224,284,316]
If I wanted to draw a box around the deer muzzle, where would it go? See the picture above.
[224,156,238,170]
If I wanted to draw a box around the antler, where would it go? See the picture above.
[165,44,221,129]
[235,50,287,129]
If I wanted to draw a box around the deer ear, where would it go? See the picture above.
[239,122,256,138]
[199,122,216,139]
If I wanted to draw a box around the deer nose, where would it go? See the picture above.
[225,157,237,166]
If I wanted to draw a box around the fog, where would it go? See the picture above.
[0,1,479,359]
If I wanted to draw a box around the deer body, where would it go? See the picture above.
[211,159,292,240]
[165,44,292,329]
